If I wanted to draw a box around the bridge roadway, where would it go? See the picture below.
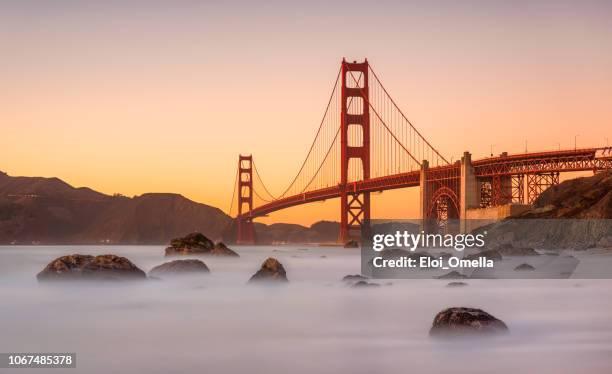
[239,147,612,219]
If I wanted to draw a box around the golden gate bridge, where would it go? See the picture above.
[229,59,612,244]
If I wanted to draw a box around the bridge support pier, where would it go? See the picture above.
[236,155,256,245]
[460,151,480,232]
[339,59,371,244]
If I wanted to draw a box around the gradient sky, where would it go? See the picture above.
[1,0,611,225]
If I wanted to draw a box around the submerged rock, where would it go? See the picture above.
[37,254,146,282]
[148,259,210,277]
[436,271,468,279]
[514,263,535,271]
[165,233,239,257]
[248,258,288,283]
[344,240,359,248]
[352,280,380,288]
[429,307,508,337]
[342,274,369,282]
[446,282,468,287]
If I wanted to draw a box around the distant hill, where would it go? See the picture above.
[0,171,232,244]
[0,171,344,245]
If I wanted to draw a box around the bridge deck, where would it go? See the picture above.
[241,148,612,219]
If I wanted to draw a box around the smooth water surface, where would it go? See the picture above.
[1,245,611,373]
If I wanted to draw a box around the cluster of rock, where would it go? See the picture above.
[165,233,239,257]
[36,254,146,281]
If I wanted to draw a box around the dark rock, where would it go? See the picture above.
[514,263,535,271]
[352,280,380,288]
[37,254,146,282]
[344,240,359,248]
[165,232,214,256]
[464,249,502,261]
[429,307,509,337]
[165,233,239,257]
[342,274,369,282]
[210,242,240,257]
[248,258,288,283]
[148,259,210,277]
[436,271,468,279]
[446,282,468,287]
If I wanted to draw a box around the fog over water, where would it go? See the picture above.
[1,245,612,374]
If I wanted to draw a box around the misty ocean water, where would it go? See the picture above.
[1,245,612,374]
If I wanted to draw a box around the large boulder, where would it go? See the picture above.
[37,254,146,282]
[148,259,210,278]
[248,258,288,283]
[165,233,239,257]
[429,307,508,337]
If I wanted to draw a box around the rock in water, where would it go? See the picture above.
[436,271,468,279]
[248,258,288,283]
[210,242,240,257]
[165,232,214,256]
[148,259,210,277]
[344,240,359,248]
[342,274,369,282]
[351,280,380,288]
[165,233,239,257]
[430,307,508,337]
[514,263,535,271]
[446,282,468,287]
[37,254,146,282]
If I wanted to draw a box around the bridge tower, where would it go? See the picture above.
[236,155,255,244]
[339,59,371,243]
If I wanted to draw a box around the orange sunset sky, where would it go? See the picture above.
[1,1,611,226]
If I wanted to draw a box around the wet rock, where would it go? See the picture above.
[352,280,380,288]
[37,254,146,282]
[165,233,239,257]
[446,282,468,287]
[248,258,288,283]
[464,249,502,261]
[514,263,535,271]
[344,240,359,248]
[148,259,210,278]
[210,242,240,257]
[429,307,509,337]
[436,271,468,279]
[165,232,214,256]
[342,274,369,282]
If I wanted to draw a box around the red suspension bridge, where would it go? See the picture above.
[230,59,612,244]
